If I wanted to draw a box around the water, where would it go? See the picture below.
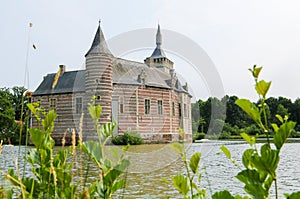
[1,141,299,198]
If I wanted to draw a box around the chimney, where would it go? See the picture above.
[59,65,66,76]
[138,69,146,85]
[170,69,176,88]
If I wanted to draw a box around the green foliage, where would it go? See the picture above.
[0,88,15,144]
[193,132,206,141]
[219,66,299,199]
[6,103,77,198]
[223,123,240,135]
[166,130,206,199]
[285,191,300,199]
[4,97,129,198]
[112,131,144,145]
[241,124,261,136]
[220,145,231,159]
[291,131,300,138]
[212,190,250,199]
[218,131,231,139]
[240,132,255,146]
[81,99,129,198]
[0,86,30,144]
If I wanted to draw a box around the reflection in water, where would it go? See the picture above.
[1,141,300,198]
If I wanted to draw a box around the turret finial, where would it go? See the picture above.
[156,24,162,47]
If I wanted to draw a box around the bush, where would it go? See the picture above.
[218,131,231,139]
[241,124,262,135]
[222,123,240,135]
[291,131,300,138]
[112,131,144,145]
[193,132,206,141]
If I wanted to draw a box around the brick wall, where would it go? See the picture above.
[112,84,191,143]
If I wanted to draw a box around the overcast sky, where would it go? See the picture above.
[2,0,300,101]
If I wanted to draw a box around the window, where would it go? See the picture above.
[120,97,124,113]
[145,99,150,114]
[172,102,175,116]
[76,97,83,114]
[50,98,56,110]
[178,103,182,117]
[158,100,163,115]
[184,103,187,117]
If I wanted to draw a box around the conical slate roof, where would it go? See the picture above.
[150,24,166,58]
[85,22,112,56]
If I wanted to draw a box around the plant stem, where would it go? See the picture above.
[261,98,270,144]
[274,177,278,199]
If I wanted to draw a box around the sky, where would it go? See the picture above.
[1,0,300,101]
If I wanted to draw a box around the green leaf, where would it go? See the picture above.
[236,169,268,198]
[255,80,271,98]
[88,104,102,124]
[271,123,279,133]
[42,109,57,133]
[250,65,263,79]
[109,147,120,161]
[100,122,116,142]
[242,149,255,169]
[27,103,37,118]
[286,191,300,199]
[220,145,231,159]
[29,128,45,148]
[172,175,190,196]
[260,144,279,176]
[170,142,184,155]
[111,179,126,194]
[240,133,256,146]
[274,121,296,150]
[27,148,41,165]
[235,99,262,127]
[212,190,235,199]
[275,114,283,123]
[189,152,201,174]
[82,141,103,166]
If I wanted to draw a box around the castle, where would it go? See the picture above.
[32,22,192,143]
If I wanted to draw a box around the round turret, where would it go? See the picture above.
[84,22,113,140]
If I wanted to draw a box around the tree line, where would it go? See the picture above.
[192,95,300,139]
[1,86,300,144]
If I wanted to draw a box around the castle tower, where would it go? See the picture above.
[144,24,174,73]
[84,21,113,140]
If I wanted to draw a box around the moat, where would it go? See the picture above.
[1,141,299,198]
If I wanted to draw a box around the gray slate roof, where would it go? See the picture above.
[113,58,170,88]
[33,59,188,96]
[150,47,166,58]
[33,24,189,96]
[85,23,112,57]
[150,24,166,58]
[33,70,85,96]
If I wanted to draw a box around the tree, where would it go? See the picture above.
[0,88,16,143]
[11,86,28,121]
[290,98,300,131]
[223,95,252,128]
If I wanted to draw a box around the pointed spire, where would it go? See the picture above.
[150,24,166,58]
[85,21,112,57]
[156,24,162,47]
